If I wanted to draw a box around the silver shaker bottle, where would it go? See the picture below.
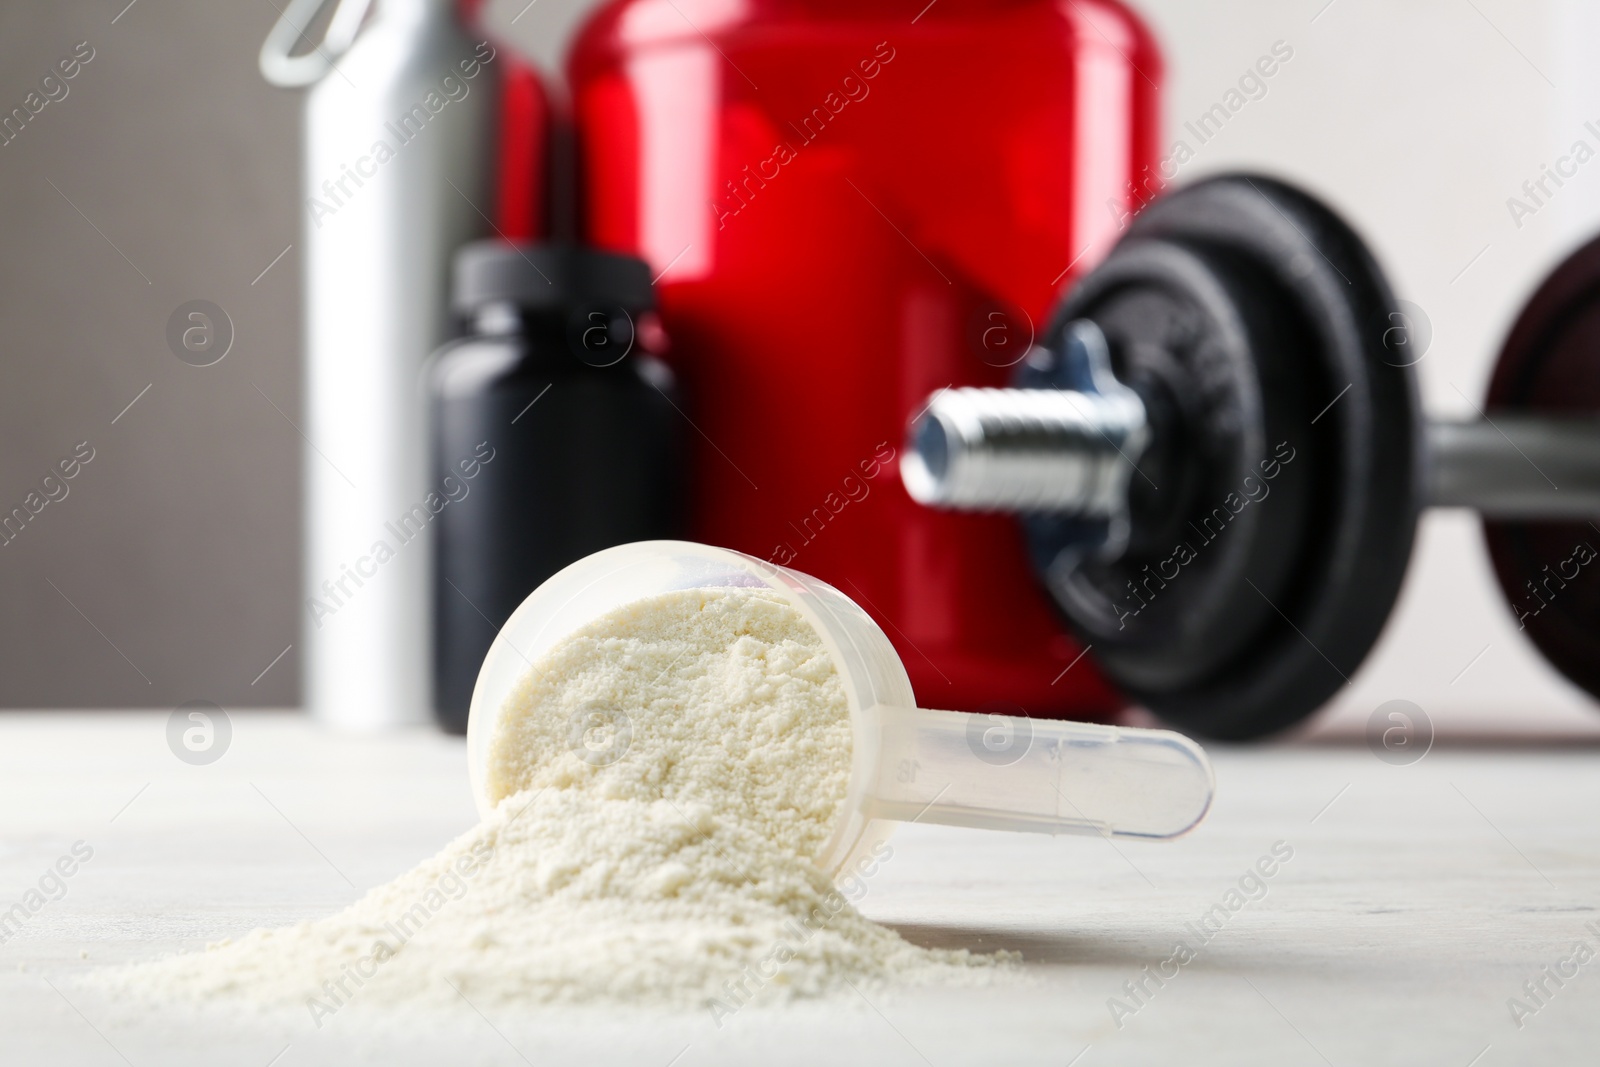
[261,0,497,728]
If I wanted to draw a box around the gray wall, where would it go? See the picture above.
[0,2,305,707]
[2,1,1596,734]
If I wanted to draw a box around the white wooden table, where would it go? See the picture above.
[1,711,1596,1065]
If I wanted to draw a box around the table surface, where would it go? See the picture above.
[2,711,1597,1066]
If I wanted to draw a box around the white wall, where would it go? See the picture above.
[489,0,1600,739]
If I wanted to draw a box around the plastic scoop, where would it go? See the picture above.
[465,541,1214,877]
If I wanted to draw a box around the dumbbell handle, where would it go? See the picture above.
[900,386,1146,513]
[1429,416,1600,518]
[905,386,1600,522]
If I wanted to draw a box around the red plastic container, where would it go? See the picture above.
[568,0,1161,718]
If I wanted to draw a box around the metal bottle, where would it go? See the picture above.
[261,0,498,729]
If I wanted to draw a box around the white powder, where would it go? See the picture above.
[96,588,1009,1019]
[483,586,854,863]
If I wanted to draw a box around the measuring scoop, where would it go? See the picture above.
[466,541,1214,877]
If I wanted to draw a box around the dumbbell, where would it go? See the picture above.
[900,174,1600,741]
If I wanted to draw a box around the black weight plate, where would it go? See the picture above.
[1484,234,1600,700]
[1040,174,1423,741]
[1021,236,1318,693]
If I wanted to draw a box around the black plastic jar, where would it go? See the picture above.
[427,242,682,733]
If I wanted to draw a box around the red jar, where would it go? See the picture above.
[569,0,1161,718]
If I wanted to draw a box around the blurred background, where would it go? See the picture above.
[2,0,1598,737]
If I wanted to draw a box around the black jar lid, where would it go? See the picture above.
[452,241,655,314]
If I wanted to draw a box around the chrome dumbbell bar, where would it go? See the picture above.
[903,323,1600,530]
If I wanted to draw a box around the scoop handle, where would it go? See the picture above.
[860,705,1214,840]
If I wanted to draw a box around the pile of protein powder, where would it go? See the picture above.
[97,588,1009,1022]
